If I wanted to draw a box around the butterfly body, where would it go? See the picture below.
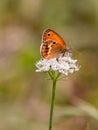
[40,29,69,59]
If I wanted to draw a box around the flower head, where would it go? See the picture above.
[36,53,79,76]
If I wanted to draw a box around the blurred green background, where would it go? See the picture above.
[0,0,98,130]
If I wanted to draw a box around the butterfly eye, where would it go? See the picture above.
[47,33,50,36]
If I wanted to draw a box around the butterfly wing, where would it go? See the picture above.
[40,29,68,59]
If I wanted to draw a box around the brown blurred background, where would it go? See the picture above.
[0,0,98,130]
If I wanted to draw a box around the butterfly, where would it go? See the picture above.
[40,29,70,59]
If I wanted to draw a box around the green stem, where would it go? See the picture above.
[49,79,57,130]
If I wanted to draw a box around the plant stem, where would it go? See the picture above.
[49,79,56,130]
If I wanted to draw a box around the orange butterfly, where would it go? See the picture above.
[40,29,70,59]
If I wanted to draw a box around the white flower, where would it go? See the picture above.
[36,53,79,75]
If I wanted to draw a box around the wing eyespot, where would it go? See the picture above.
[47,33,50,36]
[53,41,56,44]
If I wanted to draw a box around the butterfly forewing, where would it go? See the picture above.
[40,29,68,59]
